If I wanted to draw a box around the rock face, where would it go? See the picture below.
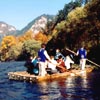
[0,21,16,34]
[30,16,47,34]
[18,14,55,36]
[0,21,16,40]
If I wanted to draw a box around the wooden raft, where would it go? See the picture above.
[8,67,93,83]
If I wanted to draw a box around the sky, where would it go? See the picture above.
[0,0,72,30]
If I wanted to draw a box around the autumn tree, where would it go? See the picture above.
[35,32,48,43]
[0,35,17,61]
[18,30,34,43]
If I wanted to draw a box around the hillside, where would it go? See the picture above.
[0,22,16,41]
[0,14,55,61]
[46,0,100,65]
[16,14,55,36]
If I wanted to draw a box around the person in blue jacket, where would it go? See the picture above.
[77,45,87,70]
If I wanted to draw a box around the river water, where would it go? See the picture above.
[0,61,100,100]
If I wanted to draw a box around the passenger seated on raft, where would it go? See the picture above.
[24,56,39,75]
[24,55,34,74]
[46,56,58,74]
[31,56,39,75]
[56,55,67,73]
[54,49,65,61]
[65,54,74,70]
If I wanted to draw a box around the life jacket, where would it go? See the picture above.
[38,48,46,62]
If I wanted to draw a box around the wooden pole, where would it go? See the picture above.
[86,59,100,68]
[66,48,77,56]
[66,48,100,68]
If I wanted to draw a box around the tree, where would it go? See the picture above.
[21,39,41,60]
[35,32,48,43]
[8,43,23,60]
[18,30,34,43]
[0,35,17,61]
[75,0,92,5]
[67,7,87,22]
[52,1,81,30]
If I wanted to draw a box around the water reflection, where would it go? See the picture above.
[49,72,93,100]
[88,72,100,100]
[33,72,92,100]
[0,61,100,100]
[37,81,60,100]
[21,72,98,100]
[37,82,49,100]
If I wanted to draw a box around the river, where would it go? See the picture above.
[0,61,100,100]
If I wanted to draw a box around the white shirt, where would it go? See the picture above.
[48,58,57,70]
[44,50,51,61]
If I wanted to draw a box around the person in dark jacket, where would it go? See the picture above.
[24,56,34,74]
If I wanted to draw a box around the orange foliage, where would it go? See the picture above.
[17,30,48,43]
[18,30,34,42]
[1,35,16,50]
[35,32,48,42]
